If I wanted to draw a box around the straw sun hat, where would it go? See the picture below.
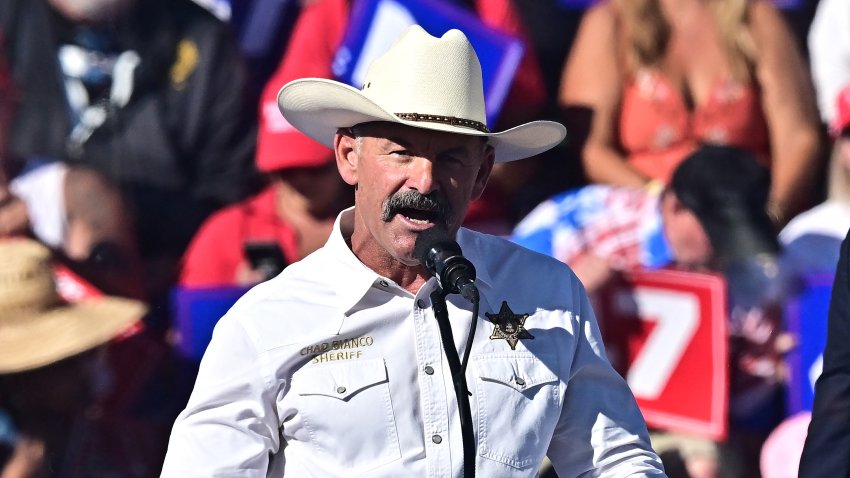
[277,25,566,163]
[0,239,146,374]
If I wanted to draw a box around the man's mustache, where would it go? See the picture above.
[382,190,452,226]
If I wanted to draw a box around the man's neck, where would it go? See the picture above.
[344,212,429,295]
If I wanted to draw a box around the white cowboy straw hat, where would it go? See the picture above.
[277,25,566,163]
[0,239,147,374]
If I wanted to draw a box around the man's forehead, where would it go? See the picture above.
[353,122,486,148]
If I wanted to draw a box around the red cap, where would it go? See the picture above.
[256,96,334,173]
[832,83,850,137]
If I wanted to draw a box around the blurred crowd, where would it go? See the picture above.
[0,0,845,476]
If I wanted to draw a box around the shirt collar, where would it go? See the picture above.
[325,207,388,316]
[455,227,494,290]
[325,208,494,315]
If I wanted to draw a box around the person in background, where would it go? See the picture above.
[512,144,778,294]
[179,119,352,287]
[161,26,665,476]
[0,0,260,303]
[0,238,166,478]
[0,33,144,300]
[798,227,850,477]
[513,144,783,478]
[0,163,146,300]
[780,83,850,276]
[559,0,821,228]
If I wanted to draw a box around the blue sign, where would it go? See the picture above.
[171,286,250,361]
[332,0,525,127]
[784,273,835,414]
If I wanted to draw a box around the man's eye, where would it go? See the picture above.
[443,155,469,166]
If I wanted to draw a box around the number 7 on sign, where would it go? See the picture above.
[614,288,700,400]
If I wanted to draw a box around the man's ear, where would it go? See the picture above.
[470,144,495,201]
[334,129,359,187]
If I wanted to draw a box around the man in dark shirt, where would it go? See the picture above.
[0,0,259,300]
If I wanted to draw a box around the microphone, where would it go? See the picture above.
[414,227,479,302]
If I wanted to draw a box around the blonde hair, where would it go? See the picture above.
[614,0,757,81]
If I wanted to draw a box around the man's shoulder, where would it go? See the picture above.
[219,248,343,347]
[459,229,590,325]
[462,228,563,262]
[460,229,580,286]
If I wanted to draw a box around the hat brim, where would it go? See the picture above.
[278,78,566,163]
[0,297,146,374]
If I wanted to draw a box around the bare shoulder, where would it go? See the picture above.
[747,0,809,78]
[577,0,620,37]
[748,0,792,41]
[561,0,622,102]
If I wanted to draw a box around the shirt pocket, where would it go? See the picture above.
[474,353,561,471]
[292,357,401,472]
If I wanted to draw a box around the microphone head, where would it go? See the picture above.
[414,226,477,298]
[414,227,460,273]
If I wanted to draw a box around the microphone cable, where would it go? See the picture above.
[416,227,480,478]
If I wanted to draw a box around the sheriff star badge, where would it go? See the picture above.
[486,301,534,350]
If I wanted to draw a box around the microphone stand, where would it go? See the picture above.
[430,288,478,478]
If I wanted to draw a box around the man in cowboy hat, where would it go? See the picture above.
[161,26,665,477]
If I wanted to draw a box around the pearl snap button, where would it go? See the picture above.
[432,434,443,444]
[336,386,347,394]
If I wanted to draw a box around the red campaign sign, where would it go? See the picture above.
[596,269,729,440]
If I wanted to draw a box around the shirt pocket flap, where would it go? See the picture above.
[294,357,388,400]
[476,353,558,392]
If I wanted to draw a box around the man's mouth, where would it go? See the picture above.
[397,207,438,224]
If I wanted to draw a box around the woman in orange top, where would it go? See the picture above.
[560,0,821,227]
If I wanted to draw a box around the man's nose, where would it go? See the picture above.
[407,156,438,195]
